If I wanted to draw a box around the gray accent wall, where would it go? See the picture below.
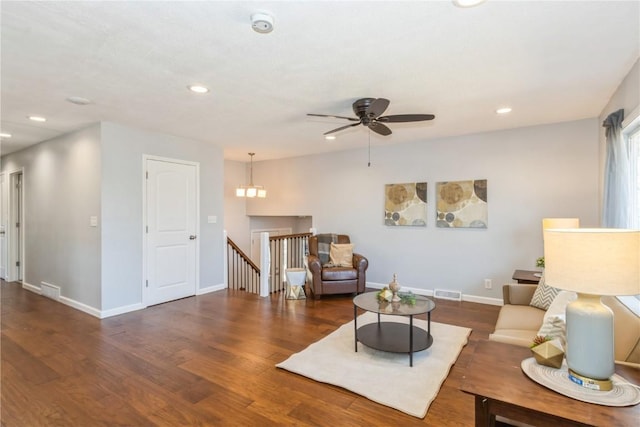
[1,124,102,307]
[100,122,224,311]
[1,121,225,314]
[242,119,600,299]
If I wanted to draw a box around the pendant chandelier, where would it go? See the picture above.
[236,152,266,198]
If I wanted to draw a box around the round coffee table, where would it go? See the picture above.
[353,291,435,366]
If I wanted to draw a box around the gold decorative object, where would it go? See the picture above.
[378,288,393,303]
[531,339,564,369]
[389,274,401,302]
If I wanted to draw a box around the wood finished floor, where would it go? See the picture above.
[1,280,501,426]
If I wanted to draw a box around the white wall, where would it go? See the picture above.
[245,119,600,300]
[224,159,251,253]
[101,122,225,311]
[0,125,102,307]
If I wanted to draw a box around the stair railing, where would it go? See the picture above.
[226,232,312,296]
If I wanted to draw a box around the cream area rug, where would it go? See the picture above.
[276,311,472,418]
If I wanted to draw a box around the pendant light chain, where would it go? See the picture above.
[249,152,254,185]
[236,152,266,198]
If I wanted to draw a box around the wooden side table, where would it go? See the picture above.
[512,269,542,284]
[460,341,640,426]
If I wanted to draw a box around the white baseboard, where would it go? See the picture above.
[22,281,41,294]
[365,281,502,306]
[100,303,146,319]
[463,294,503,306]
[22,280,119,318]
[59,296,102,318]
[197,283,226,295]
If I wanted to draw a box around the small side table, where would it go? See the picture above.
[512,269,542,284]
[285,268,307,300]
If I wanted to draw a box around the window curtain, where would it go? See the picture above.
[602,109,631,228]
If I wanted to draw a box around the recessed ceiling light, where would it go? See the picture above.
[0,132,12,138]
[453,0,487,8]
[28,115,47,122]
[66,96,92,105]
[325,135,336,140]
[496,107,512,114]
[188,85,209,94]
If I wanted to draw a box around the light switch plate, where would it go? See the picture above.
[90,216,98,227]
[207,215,217,224]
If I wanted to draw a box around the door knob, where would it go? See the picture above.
[189,235,197,240]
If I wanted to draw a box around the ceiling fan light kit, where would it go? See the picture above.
[236,153,266,198]
[308,98,435,136]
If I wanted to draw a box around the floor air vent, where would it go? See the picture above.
[41,282,61,301]
[433,289,462,301]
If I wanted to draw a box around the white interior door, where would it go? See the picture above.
[7,171,23,282]
[145,158,198,306]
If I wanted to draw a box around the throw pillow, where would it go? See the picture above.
[316,233,338,265]
[544,290,577,321]
[536,315,567,348]
[329,243,354,267]
[529,271,560,311]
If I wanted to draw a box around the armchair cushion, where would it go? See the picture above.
[329,243,354,267]
[322,267,358,281]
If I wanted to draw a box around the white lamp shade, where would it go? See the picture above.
[542,218,579,230]
[257,188,267,198]
[236,187,246,197]
[543,228,640,296]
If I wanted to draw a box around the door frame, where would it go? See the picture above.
[141,155,200,306]
[0,172,6,280]
[6,168,25,283]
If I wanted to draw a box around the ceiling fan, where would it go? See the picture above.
[307,97,435,136]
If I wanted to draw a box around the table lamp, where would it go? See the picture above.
[543,228,640,390]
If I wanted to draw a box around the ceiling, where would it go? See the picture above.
[1,1,638,162]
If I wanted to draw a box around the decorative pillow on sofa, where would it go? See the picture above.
[529,272,560,311]
[544,290,577,321]
[329,243,354,267]
[537,314,567,348]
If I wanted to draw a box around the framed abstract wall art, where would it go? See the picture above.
[436,179,487,228]
[384,182,427,227]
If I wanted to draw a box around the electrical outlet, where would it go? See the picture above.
[484,279,492,289]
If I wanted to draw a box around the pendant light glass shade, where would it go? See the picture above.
[236,153,266,198]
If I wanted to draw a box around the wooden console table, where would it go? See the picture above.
[460,341,640,426]
[512,269,542,284]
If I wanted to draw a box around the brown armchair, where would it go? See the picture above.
[307,234,368,299]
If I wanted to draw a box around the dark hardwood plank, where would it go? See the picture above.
[1,280,501,426]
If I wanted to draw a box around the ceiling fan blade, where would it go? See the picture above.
[323,122,361,135]
[365,98,390,118]
[307,113,359,121]
[368,122,392,136]
[377,114,435,123]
